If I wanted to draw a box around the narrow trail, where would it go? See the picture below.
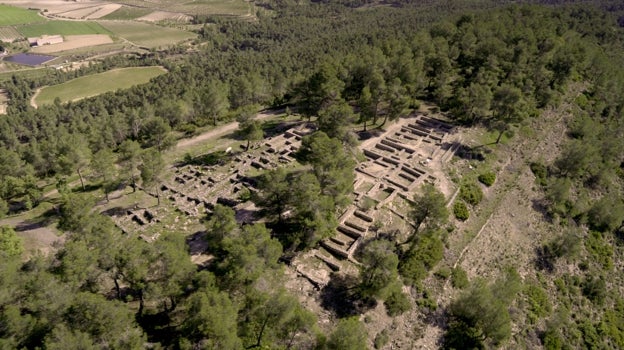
[30,88,41,108]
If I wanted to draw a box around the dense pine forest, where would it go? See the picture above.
[1,0,624,349]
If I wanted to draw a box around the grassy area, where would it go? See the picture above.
[168,0,251,16]
[35,66,167,105]
[17,21,112,37]
[0,67,54,83]
[0,4,45,26]
[100,6,152,20]
[98,21,196,48]
[111,0,251,16]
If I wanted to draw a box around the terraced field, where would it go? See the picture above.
[34,66,167,106]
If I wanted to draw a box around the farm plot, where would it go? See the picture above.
[0,27,21,42]
[17,21,112,37]
[166,0,251,16]
[34,66,167,106]
[101,6,152,20]
[0,4,44,26]
[111,0,251,17]
[54,4,123,20]
[99,21,196,48]
[31,34,114,53]
[137,11,193,22]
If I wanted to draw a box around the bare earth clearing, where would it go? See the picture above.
[0,89,8,114]
[3,0,110,16]
[137,11,192,22]
[31,34,113,53]
[55,3,123,20]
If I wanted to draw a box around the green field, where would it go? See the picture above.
[35,66,167,106]
[0,4,45,26]
[100,6,152,20]
[110,0,251,17]
[0,67,53,83]
[17,21,112,37]
[99,21,196,48]
[168,0,251,16]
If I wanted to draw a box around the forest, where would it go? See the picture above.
[1,0,624,349]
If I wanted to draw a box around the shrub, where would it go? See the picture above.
[524,284,551,323]
[587,194,624,232]
[384,287,412,316]
[478,172,496,186]
[460,182,483,206]
[453,200,469,221]
[434,266,451,280]
[451,267,469,289]
[582,275,606,305]
[237,187,251,202]
[374,330,389,349]
[530,162,548,186]
[416,289,437,311]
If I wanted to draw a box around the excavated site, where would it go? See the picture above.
[107,111,461,327]
[291,114,458,290]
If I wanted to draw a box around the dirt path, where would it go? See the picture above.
[30,87,41,108]
[175,109,282,150]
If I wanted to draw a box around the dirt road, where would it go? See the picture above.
[175,109,283,150]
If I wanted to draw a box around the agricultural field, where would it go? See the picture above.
[17,21,112,37]
[34,66,167,106]
[0,27,21,42]
[166,0,252,16]
[31,34,114,54]
[111,0,252,17]
[0,4,44,26]
[53,4,123,20]
[99,21,196,48]
[100,6,153,20]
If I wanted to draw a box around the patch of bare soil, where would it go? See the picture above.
[137,11,192,22]
[0,89,8,114]
[85,4,122,19]
[175,109,282,150]
[4,0,108,15]
[31,34,113,54]
[0,214,65,258]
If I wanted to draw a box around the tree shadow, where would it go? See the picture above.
[531,198,555,224]
[262,119,308,138]
[186,230,208,256]
[357,129,384,141]
[101,206,133,217]
[453,142,487,161]
[534,245,555,273]
[320,273,376,318]
[14,207,57,232]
